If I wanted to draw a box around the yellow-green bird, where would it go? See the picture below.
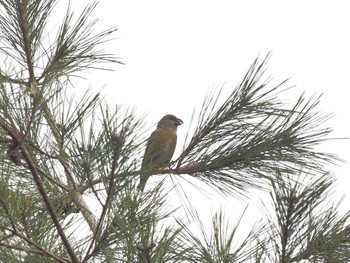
[138,114,183,191]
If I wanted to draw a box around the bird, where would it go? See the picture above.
[138,114,183,191]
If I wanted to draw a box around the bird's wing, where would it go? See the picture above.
[139,129,177,191]
[142,129,177,170]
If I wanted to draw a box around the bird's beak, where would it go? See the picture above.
[175,118,183,126]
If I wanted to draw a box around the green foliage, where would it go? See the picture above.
[262,172,350,262]
[176,54,336,196]
[179,208,266,263]
[0,0,348,262]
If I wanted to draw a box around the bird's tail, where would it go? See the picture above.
[137,171,150,192]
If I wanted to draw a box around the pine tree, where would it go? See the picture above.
[0,1,348,262]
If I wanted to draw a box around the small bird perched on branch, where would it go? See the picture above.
[138,114,183,191]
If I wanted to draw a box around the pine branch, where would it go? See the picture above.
[173,54,338,196]
[0,180,69,262]
[0,0,123,260]
[0,71,26,85]
[179,209,267,262]
[0,0,56,70]
[0,1,346,262]
[296,204,350,261]
[10,131,79,262]
[0,0,124,235]
[262,170,350,262]
[38,1,122,84]
[0,227,69,263]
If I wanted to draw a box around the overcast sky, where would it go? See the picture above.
[67,0,350,235]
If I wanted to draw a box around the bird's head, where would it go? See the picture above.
[157,114,183,132]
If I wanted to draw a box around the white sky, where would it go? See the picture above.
[67,0,350,243]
